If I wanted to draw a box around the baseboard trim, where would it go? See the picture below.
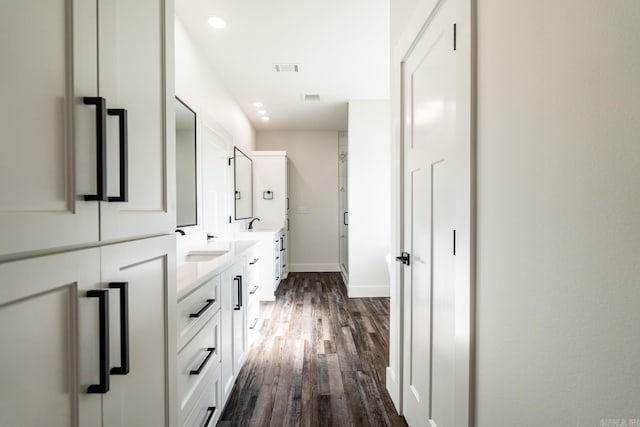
[288,263,340,272]
[386,367,401,414]
[347,284,390,298]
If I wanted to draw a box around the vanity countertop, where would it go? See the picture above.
[177,239,260,299]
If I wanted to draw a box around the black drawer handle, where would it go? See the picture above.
[107,108,128,202]
[189,347,216,375]
[108,282,130,375]
[249,258,259,265]
[249,285,259,295]
[83,97,107,202]
[190,299,216,318]
[204,407,216,427]
[249,318,259,330]
[87,290,110,393]
[234,275,243,310]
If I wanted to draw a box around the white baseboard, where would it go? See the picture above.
[347,284,390,298]
[386,367,401,413]
[288,263,340,272]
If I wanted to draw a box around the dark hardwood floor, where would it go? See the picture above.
[218,272,407,427]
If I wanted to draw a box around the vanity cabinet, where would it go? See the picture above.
[0,235,177,427]
[0,0,174,259]
[220,260,247,404]
[236,229,286,301]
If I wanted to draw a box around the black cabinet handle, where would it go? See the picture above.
[203,407,216,427]
[83,97,107,202]
[343,211,348,226]
[108,282,129,375]
[107,108,128,202]
[87,289,110,393]
[234,275,242,310]
[249,258,259,265]
[249,285,259,295]
[190,299,216,318]
[189,347,216,375]
[287,218,290,231]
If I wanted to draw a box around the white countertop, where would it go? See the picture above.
[176,239,260,299]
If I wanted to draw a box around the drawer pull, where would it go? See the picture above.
[249,318,259,330]
[204,406,216,427]
[189,299,216,318]
[189,347,216,375]
[249,258,259,265]
[234,275,243,310]
[249,285,259,295]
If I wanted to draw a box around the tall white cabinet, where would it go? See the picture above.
[0,0,174,259]
[251,151,289,233]
[0,1,177,426]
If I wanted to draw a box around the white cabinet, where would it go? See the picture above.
[0,0,174,259]
[220,260,247,405]
[245,245,261,345]
[0,235,177,427]
[252,150,289,233]
[236,229,285,301]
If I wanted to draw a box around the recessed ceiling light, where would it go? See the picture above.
[253,102,263,108]
[207,16,226,29]
[257,110,266,115]
[261,116,270,121]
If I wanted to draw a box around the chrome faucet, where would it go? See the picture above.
[248,217,261,230]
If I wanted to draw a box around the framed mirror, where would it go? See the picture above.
[175,97,197,227]
[233,147,253,220]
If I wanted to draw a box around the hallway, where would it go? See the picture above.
[218,272,407,426]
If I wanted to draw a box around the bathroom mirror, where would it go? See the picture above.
[175,97,197,227]
[233,147,253,220]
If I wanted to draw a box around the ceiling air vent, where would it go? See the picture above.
[273,63,299,72]
[303,93,321,101]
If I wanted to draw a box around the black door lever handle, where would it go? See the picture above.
[395,252,410,266]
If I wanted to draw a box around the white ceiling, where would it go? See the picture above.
[175,0,390,131]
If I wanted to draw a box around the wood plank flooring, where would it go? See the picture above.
[218,272,407,427]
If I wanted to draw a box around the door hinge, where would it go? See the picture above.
[453,23,457,51]
[228,157,233,166]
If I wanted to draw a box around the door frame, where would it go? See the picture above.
[387,0,475,426]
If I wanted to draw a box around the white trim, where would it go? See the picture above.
[347,284,390,298]
[386,367,400,413]
[287,263,340,272]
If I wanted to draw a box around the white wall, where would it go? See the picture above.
[475,1,640,425]
[348,100,391,297]
[174,17,256,238]
[257,132,340,272]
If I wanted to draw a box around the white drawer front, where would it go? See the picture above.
[178,311,221,423]
[178,275,220,350]
[181,364,221,427]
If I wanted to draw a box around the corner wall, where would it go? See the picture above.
[348,100,391,297]
[475,1,640,425]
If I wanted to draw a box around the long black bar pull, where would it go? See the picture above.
[83,97,107,201]
[87,289,110,393]
[189,348,216,375]
[190,299,216,318]
[108,282,130,375]
[107,108,128,202]
[234,275,243,310]
[204,407,217,427]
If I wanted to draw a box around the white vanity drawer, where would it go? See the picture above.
[178,274,220,350]
[178,311,221,423]
[181,363,221,427]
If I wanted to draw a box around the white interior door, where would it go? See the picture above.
[401,1,457,426]
[201,120,233,234]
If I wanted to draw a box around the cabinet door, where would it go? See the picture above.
[0,249,102,427]
[0,0,100,258]
[232,262,248,376]
[101,235,177,427]
[97,0,175,241]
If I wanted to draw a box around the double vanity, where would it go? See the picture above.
[175,227,287,427]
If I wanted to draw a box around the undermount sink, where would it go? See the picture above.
[184,250,229,262]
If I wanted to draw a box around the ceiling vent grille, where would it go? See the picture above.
[273,63,299,72]
[303,93,321,101]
